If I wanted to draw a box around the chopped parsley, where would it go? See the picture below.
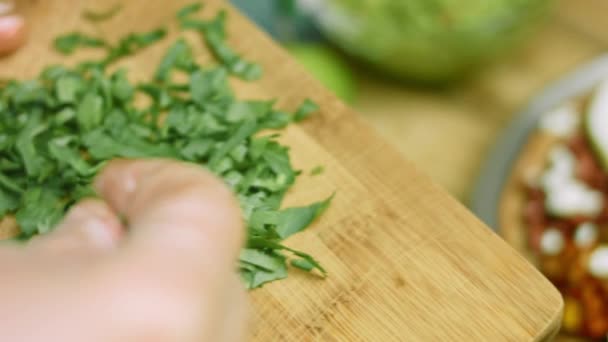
[0,2,329,289]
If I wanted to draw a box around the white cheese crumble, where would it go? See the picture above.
[588,246,608,279]
[574,222,598,248]
[545,183,604,217]
[541,146,576,189]
[542,145,604,217]
[539,102,580,137]
[540,228,565,256]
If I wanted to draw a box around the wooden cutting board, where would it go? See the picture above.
[2,0,563,340]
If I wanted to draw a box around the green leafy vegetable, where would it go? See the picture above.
[155,40,195,82]
[56,76,80,104]
[0,190,18,217]
[240,248,281,271]
[15,115,48,178]
[15,188,65,236]
[83,4,123,22]
[180,10,263,81]
[76,92,104,132]
[310,165,324,176]
[54,33,107,55]
[276,195,333,239]
[0,2,330,289]
[103,28,167,65]
[0,173,23,194]
[241,251,288,289]
[176,2,203,20]
[291,258,316,272]
[294,98,320,122]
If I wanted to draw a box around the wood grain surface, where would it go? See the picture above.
[1,0,563,340]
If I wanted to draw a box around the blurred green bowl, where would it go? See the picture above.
[306,0,553,84]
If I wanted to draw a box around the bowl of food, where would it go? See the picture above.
[472,55,608,340]
[303,0,552,83]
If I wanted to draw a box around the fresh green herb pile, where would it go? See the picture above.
[0,3,329,289]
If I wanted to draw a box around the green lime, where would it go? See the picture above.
[286,43,356,103]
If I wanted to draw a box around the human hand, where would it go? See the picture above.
[0,159,248,341]
[0,2,26,55]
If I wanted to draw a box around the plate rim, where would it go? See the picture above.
[470,54,608,230]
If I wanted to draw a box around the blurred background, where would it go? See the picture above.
[231,0,606,203]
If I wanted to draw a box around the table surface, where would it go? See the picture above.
[355,0,608,202]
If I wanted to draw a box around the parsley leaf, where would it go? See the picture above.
[155,39,195,82]
[82,4,123,22]
[0,190,18,217]
[176,2,203,20]
[291,258,316,272]
[180,10,263,81]
[310,165,324,176]
[15,188,65,237]
[54,33,107,55]
[103,28,167,64]
[76,92,104,132]
[0,2,331,290]
[294,98,320,122]
[15,115,49,178]
[275,195,333,239]
[0,172,24,194]
[240,251,288,289]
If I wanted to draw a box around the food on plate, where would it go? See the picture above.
[0,2,331,289]
[586,81,608,170]
[500,79,608,340]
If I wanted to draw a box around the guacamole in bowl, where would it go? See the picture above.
[304,0,552,83]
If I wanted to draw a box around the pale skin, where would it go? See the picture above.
[1,15,248,341]
[0,12,25,56]
[1,159,249,341]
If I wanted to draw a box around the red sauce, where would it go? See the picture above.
[524,134,608,339]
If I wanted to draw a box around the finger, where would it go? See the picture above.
[29,199,124,252]
[94,159,244,282]
[0,15,26,56]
